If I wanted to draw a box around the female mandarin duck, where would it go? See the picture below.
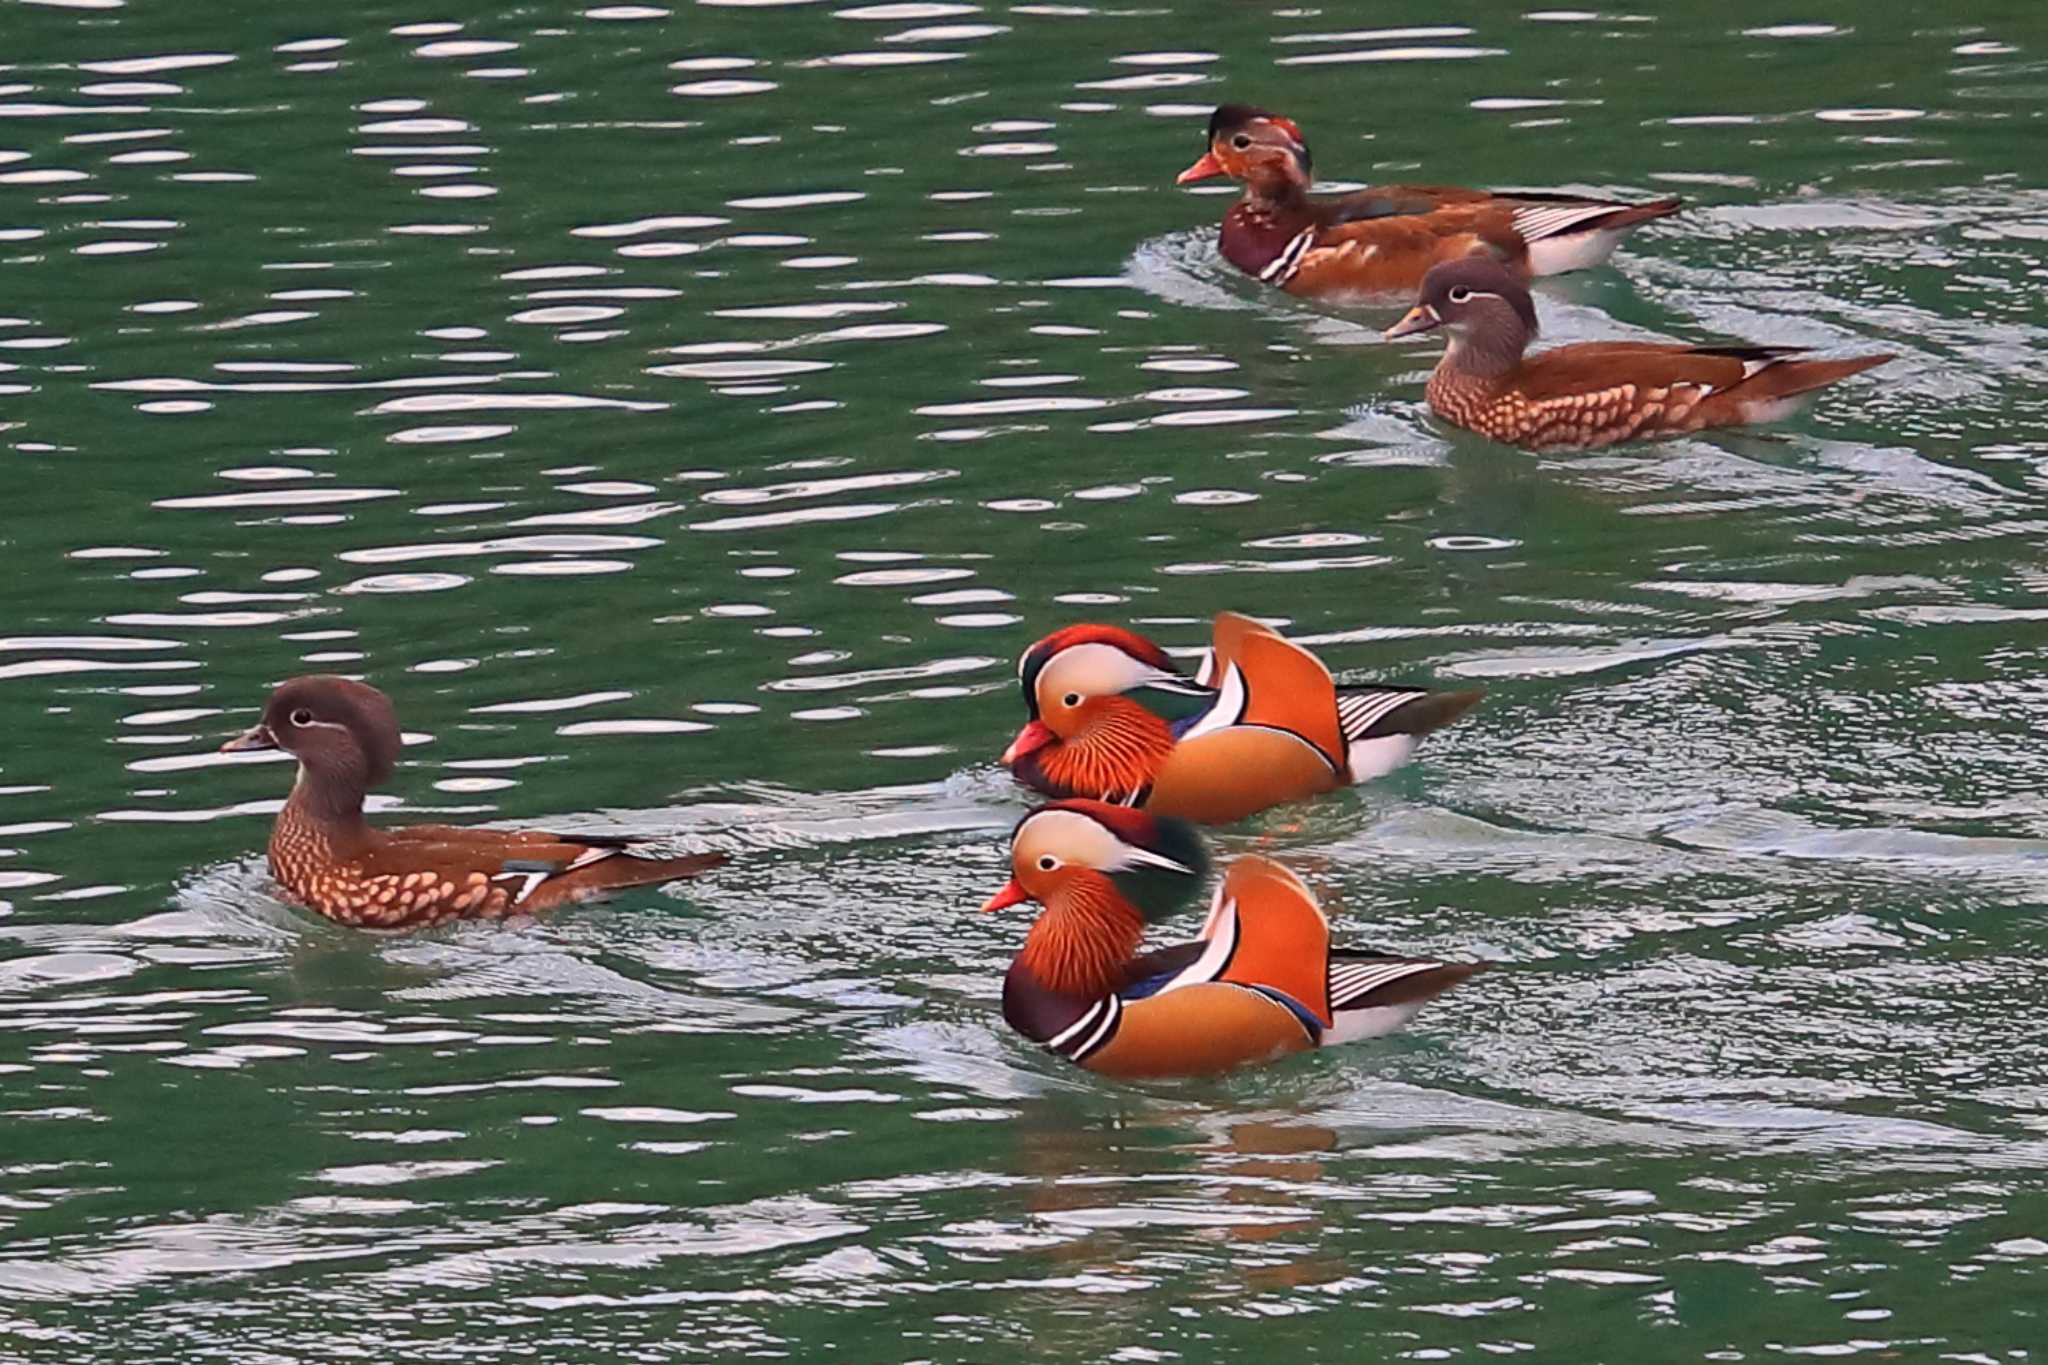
[1003,612,1483,824]
[1179,103,1681,300]
[984,800,1485,1078]
[220,675,723,928]
[1386,257,1896,451]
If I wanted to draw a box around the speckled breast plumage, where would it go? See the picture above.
[268,805,510,929]
[1426,370,1711,452]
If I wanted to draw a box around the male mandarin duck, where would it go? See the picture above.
[1002,612,1483,824]
[984,800,1486,1078]
[1385,257,1896,451]
[1178,103,1682,300]
[219,675,723,929]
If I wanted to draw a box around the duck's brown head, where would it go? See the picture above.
[222,674,402,793]
[1385,255,1540,351]
[1177,104,1312,192]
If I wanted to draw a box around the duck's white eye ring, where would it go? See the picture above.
[1231,134,1252,151]
[1062,692,1081,708]
[1037,855,1058,871]
[289,708,313,727]
[1448,286,1473,304]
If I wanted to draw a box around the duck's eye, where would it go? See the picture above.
[289,708,313,727]
[1062,692,1082,708]
[1231,134,1252,151]
[1448,286,1473,304]
[1037,855,1058,871]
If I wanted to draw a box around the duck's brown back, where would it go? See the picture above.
[267,811,722,929]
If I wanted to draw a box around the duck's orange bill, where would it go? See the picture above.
[1176,151,1224,185]
[980,879,1029,913]
[1384,305,1441,340]
[1000,719,1053,766]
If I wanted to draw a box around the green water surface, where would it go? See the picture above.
[2,0,2046,1359]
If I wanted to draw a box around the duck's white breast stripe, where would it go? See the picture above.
[1259,227,1317,285]
[1046,999,1108,1053]
[1069,994,1122,1061]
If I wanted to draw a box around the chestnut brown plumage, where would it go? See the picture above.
[987,801,1488,1078]
[1002,614,1483,824]
[1386,257,1895,451]
[1178,104,1682,299]
[220,675,723,929]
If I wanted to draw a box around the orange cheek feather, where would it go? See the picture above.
[1034,698,1175,800]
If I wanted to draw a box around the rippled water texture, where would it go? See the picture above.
[3,1,2047,1358]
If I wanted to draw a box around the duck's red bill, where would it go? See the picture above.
[1176,151,1224,184]
[980,879,1029,913]
[1000,719,1053,766]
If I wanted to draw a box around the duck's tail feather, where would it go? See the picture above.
[1336,685,1483,781]
[1325,954,1488,1045]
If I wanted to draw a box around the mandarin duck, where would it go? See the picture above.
[1178,103,1682,301]
[984,800,1486,1078]
[1386,257,1896,451]
[219,675,723,929]
[1003,612,1482,825]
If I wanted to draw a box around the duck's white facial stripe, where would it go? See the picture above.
[1036,642,1181,707]
[1113,844,1194,876]
[1013,808,1191,878]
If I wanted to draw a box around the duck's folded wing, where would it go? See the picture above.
[1313,206,1493,253]
[1325,183,1493,223]
[1185,614,1345,769]
[1148,856,1332,1029]
[359,834,722,913]
[385,825,636,850]
[1514,341,1795,404]
[1117,940,1208,997]
[1501,195,1681,243]
[1197,610,1275,687]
